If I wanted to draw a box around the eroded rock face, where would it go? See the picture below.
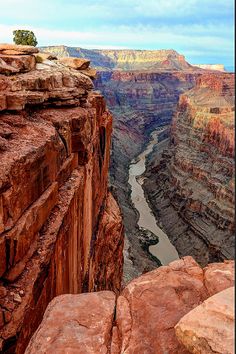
[25,257,235,354]
[144,72,235,265]
[0,46,124,353]
[175,287,234,354]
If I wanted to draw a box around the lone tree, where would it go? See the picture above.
[13,30,38,46]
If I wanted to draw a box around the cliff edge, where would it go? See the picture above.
[0,45,124,353]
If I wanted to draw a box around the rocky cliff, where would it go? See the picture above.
[0,45,124,353]
[25,256,235,354]
[143,72,235,265]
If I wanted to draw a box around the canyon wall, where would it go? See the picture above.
[0,46,124,353]
[143,72,235,265]
[95,70,200,280]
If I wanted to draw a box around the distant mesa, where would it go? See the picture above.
[192,63,225,72]
[40,45,194,71]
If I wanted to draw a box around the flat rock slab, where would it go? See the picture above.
[0,43,38,54]
[175,287,235,354]
[25,291,116,354]
[59,57,90,70]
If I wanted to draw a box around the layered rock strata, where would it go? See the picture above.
[143,72,235,265]
[25,257,235,354]
[0,44,38,75]
[40,46,194,71]
[0,48,124,353]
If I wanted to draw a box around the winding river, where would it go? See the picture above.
[128,129,179,265]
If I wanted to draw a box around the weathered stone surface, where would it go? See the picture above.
[204,260,234,296]
[175,287,234,354]
[24,257,234,354]
[25,291,116,354]
[0,63,93,111]
[114,257,206,354]
[59,57,90,70]
[0,54,36,73]
[89,192,124,294]
[0,44,39,54]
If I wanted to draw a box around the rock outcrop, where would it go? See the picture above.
[175,287,234,354]
[25,257,235,354]
[0,47,124,353]
[0,44,38,75]
[143,72,235,265]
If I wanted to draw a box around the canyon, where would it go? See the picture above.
[0,44,235,353]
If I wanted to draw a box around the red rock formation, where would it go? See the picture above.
[25,257,235,354]
[144,72,235,265]
[0,48,124,353]
[175,287,234,354]
[25,291,116,354]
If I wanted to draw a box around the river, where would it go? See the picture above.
[128,129,179,265]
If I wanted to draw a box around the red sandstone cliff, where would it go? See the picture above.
[0,45,124,353]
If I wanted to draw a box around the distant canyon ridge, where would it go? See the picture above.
[40,45,226,72]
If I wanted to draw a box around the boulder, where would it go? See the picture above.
[35,52,58,61]
[25,291,116,354]
[113,257,207,354]
[59,57,90,70]
[80,67,97,79]
[175,287,234,354]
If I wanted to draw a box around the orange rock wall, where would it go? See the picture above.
[0,67,124,353]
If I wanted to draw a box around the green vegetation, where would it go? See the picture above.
[13,30,38,46]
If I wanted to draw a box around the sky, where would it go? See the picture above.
[0,0,234,69]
